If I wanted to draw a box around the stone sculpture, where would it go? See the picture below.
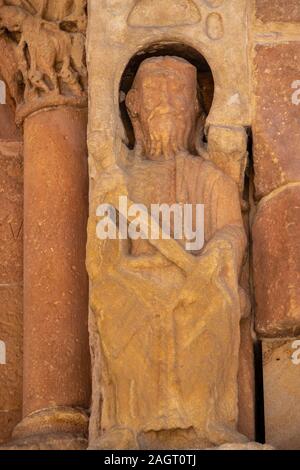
[88,56,248,450]
[0,0,87,116]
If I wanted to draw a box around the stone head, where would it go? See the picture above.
[126,56,200,160]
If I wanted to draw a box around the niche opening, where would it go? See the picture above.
[119,43,215,149]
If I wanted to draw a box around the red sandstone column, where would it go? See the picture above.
[0,1,91,448]
[12,107,91,447]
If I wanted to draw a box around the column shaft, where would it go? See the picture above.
[18,107,90,440]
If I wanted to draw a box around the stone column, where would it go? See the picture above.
[0,1,90,449]
[12,107,91,449]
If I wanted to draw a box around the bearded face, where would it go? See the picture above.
[126,57,199,161]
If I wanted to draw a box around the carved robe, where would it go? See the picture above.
[91,153,247,449]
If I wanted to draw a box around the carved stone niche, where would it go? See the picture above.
[87,0,252,450]
[88,0,250,189]
[0,0,87,123]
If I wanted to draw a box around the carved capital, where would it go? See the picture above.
[0,0,87,123]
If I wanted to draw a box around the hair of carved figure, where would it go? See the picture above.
[127,56,207,159]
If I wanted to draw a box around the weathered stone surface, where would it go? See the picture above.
[263,339,300,450]
[0,76,21,141]
[13,407,89,440]
[0,286,23,443]
[88,0,251,449]
[23,107,90,417]
[0,115,23,444]
[88,0,250,138]
[0,0,87,123]
[88,55,248,450]
[238,318,255,441]
[1,433,87,450]
[0,37,20,105]
[0,142,23,284]
[253,184,300,337]
[0,1,91,448]
[22,0,87,23]
[0,103,21,141]
[211,442,274,450]
[253,43,300,198]
[207,125,248,193]
[127,0,202,27]
[0,410,22,445]
[0,286,23,409]
[2,0,300,451]
[255,0,300,23]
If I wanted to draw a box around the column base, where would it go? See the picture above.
[1,407,89,450]
[1,433,87,450]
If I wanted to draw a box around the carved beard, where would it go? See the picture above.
[142,108,194,160]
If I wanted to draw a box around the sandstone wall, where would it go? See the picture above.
[0,78,23,444]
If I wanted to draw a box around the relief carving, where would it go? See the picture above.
[204,0,224,7]
[0,0,87,121]
[88,57,248,450]
[127,0,201,28]
[206,12,224,40]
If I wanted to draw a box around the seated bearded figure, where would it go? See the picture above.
[89,56,248,450]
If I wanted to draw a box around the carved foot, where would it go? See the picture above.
[90,428,139,450]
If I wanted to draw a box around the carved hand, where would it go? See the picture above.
[176,227,243,308]
[95,165,128,205]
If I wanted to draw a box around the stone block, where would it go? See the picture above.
[253,184,300,337]
[0,142,23,284]
[253,43,300,198]
[238,318,255,441]
[263,339,300,449]
[0,286,23,412]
